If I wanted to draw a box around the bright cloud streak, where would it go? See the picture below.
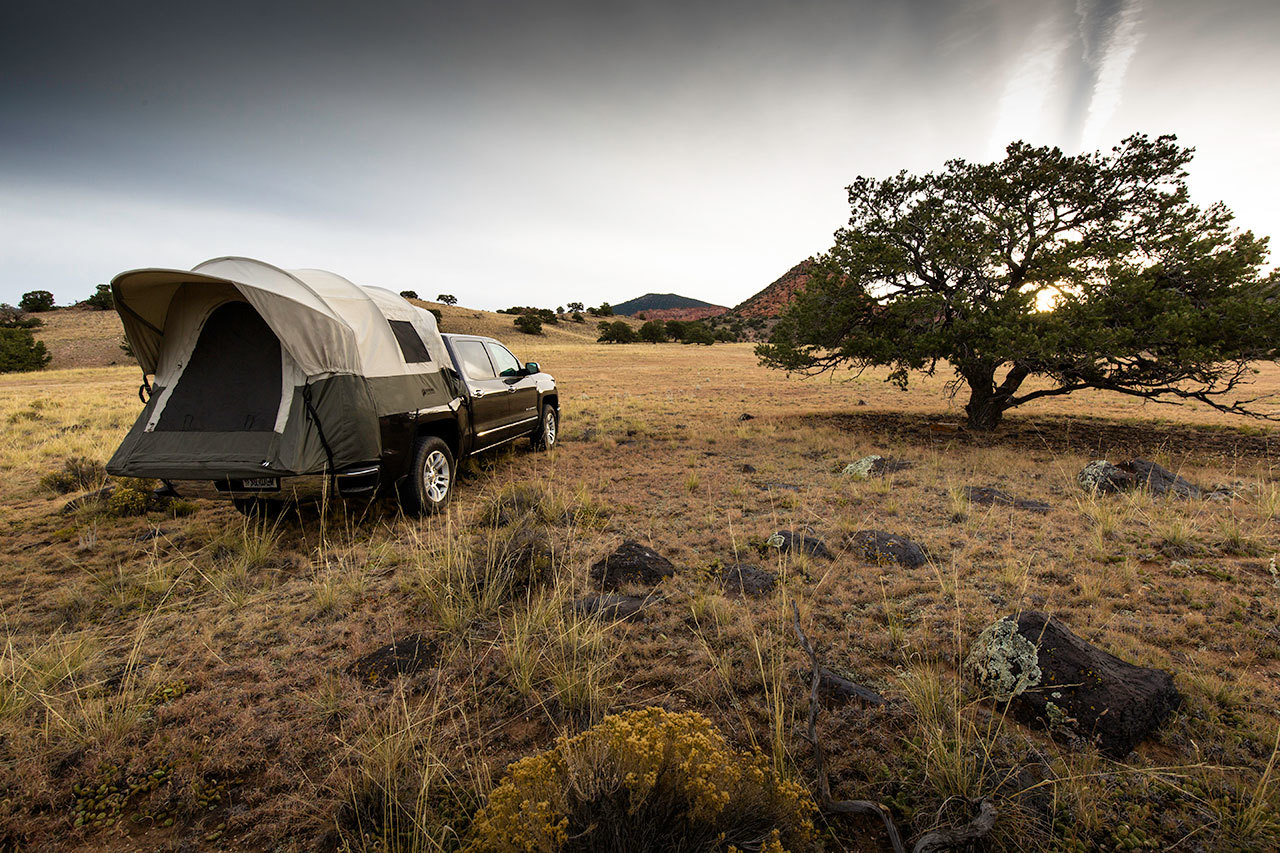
[1079,0,1145,151]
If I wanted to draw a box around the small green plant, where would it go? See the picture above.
[39,456,107,494]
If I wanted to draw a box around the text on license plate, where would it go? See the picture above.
[239,477,280,490]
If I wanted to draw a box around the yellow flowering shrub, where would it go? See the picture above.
[467,707,816,852]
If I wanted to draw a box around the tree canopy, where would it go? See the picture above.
[757,134,1280,429]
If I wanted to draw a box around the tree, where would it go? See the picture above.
[84,284,113,310]
[514,314,543,335]
[679,322,715,345]
[0,328,51,373]
[400,290,420,300]
[571,311,585,324]
[0,305,41,329]
[597,320,637,343]
[757,134,1280,430]
[588,302,614,317]
[638,320,668,342]
[437,293,457,305]
[567,301,585,313]
[19,290,55,312]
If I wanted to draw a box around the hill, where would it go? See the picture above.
[29,301,639,370]
[730,259,816,319]
[612,292,727,321]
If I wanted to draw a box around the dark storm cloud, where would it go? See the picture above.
[1,0,1277,307]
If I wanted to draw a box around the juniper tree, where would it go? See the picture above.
[757,134,1280,430]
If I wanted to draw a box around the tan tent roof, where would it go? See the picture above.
[113,256,443,377]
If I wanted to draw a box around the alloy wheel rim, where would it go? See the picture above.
[424,450,450,502]
[544,410,556,446]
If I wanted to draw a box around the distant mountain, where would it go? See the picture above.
[613,293,727,321]
[730,260,817,318]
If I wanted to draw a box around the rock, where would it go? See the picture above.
[1128,459,1201,499]
[737,413,755,421]
[740,464,757,474]
[720,564,777,597]
[1077,460,1135,495]
[856,399,867,406]
[349,634,438,686]
[589,541,676,590]
[842,455,913,481]
[573,594,651,622]
[1079,458,1204,498]
[760,482,800,492]
[963,486,1050,513]
[847,530,928,568]
[818,666,886,705]
[964,611,1181,758]
[765,530,833,560]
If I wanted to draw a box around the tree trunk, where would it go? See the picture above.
[965,387,1005,430]
[962,361,1031,431]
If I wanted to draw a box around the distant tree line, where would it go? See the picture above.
[597,319,734,345]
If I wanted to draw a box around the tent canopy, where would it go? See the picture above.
[112,256,446,378]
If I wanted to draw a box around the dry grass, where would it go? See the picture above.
[2,340,1280,850]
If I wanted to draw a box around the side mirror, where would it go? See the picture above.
[525,362,540,375]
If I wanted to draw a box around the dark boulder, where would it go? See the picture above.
[720,564,777,597]
[1078,460,1135,494]
[1079,458,1203,498]
[589,541,676,590]
[573,593,651,622]
[964,611,1181,758]
[765,530,833,560]
[847,530,928,568]
[842,455,913,480]
[349,634,438,686]
[1127,458,1201,499]
[963,486,1050,513]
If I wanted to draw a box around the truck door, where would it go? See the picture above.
[485,341,539,434]
[450,339,510,449]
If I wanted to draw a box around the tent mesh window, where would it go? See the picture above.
[388,320,431,363]
[155,301,282,432]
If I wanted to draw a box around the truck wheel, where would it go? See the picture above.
[402,435,454,515]
[531,405,558,450]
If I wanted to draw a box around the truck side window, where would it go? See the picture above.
[388,320,431,363]
[486,344,522,377]
[455,340,496,380]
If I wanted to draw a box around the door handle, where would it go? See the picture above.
[506,387,516,393]
[472,389,486,397]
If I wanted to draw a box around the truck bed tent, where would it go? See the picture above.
[107,256,455,481]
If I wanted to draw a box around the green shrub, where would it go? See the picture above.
[19,290,55,312]
[106,479,171,517]
[83,284,113,310]
[399,290,419,300]
[0,304,42,329]
[596,320,637,343]
[467,707,816,852]
[0,328,51,373]
[39,457,107,494]
[514,314,543,335]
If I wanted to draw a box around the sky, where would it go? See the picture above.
[2,0,1278,311]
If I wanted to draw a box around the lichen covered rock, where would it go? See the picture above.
[965,611,1181,757]
[1078,460,1135,494]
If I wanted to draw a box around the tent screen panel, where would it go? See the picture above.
[155,301,282,432]
[388,320,431,363]
[455,340,496,379]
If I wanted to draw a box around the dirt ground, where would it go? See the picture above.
[1,337,1279,852]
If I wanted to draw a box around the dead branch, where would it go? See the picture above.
[790,600,997,853]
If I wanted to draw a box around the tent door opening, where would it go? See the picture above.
[155,301,283,433]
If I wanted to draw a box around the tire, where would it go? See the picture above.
[401,435,454,516]
[531,404,558,451]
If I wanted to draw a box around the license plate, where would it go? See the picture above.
[238,477,280,491]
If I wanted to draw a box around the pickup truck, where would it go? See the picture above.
[106,257,558,517]
[383,333,559,515]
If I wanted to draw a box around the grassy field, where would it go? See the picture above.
[2,313,1280,851]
